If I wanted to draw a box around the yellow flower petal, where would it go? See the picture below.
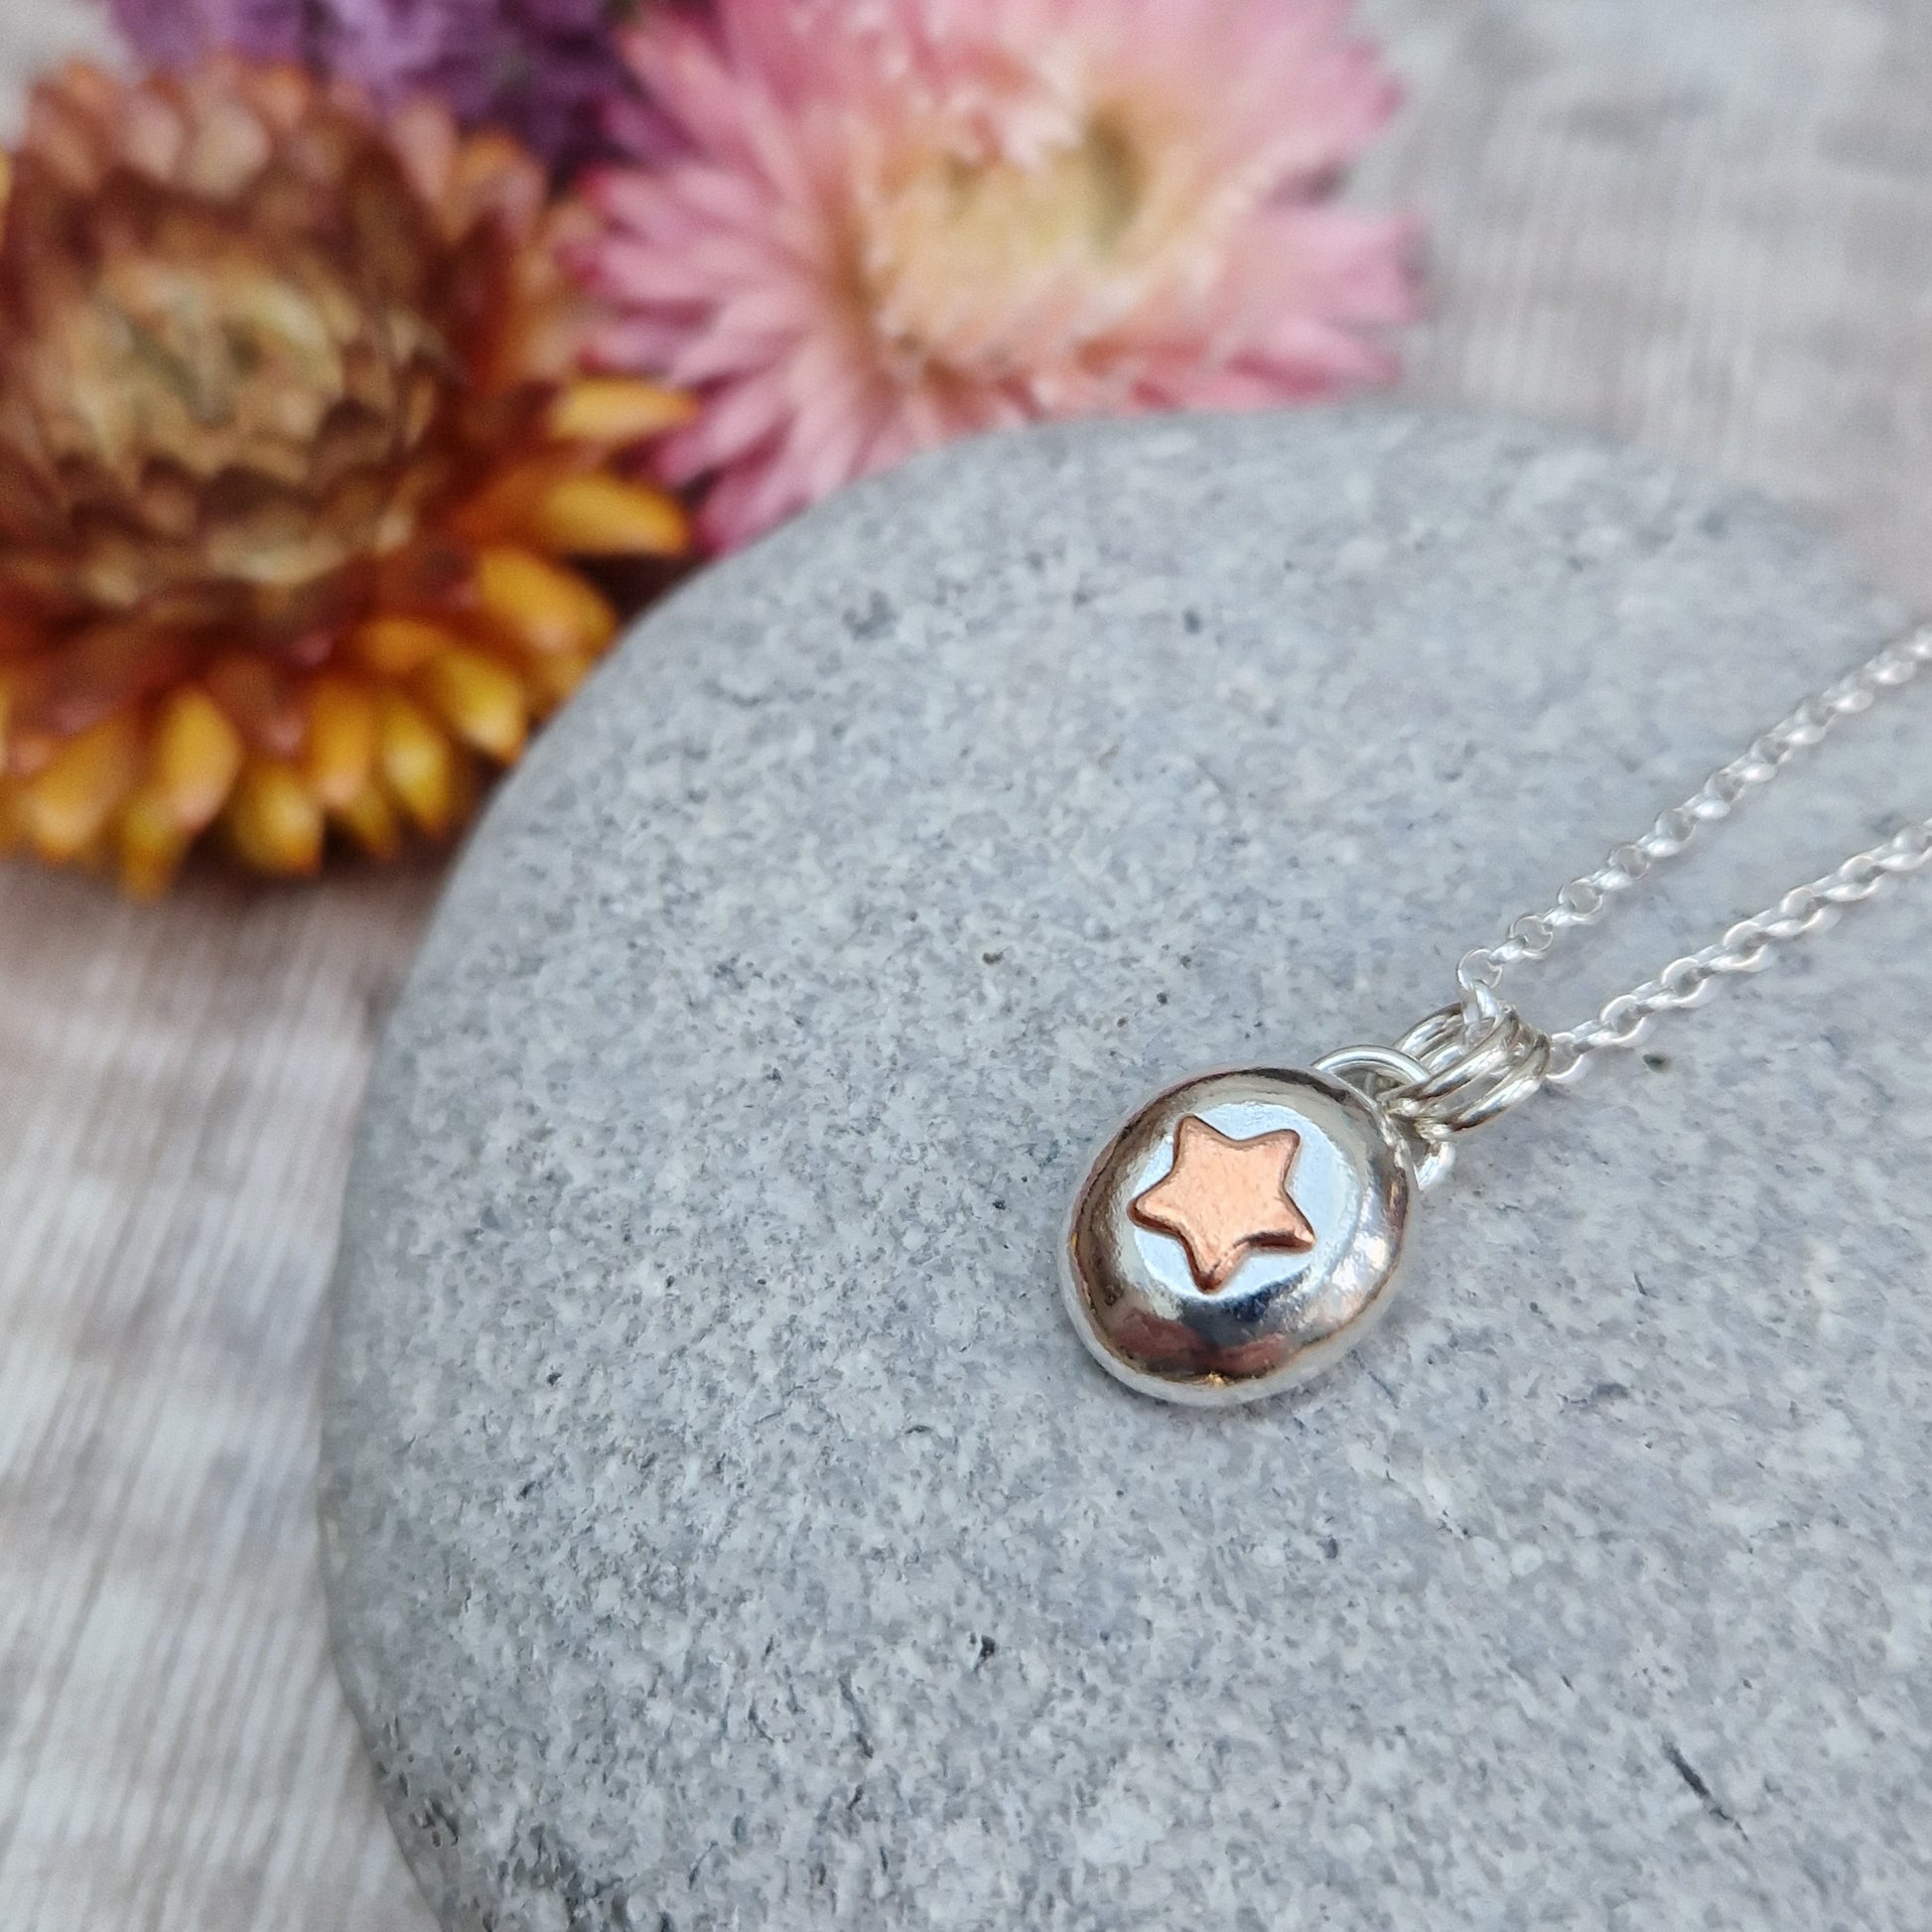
[225,761,325,876]
[331,778,402,861]
[474,547,618,657]
[151,685,244,831]
[528,475,689,556]
[116,787,192,899]
[348,616,469,678]
[524,648,596,719]
[21,712,143,861]
[303,677,378,811]
[546,378,696,445]
[202,654,303,759]
[415,647,527,762]
[375,691,459,836]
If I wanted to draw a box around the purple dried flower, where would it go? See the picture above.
[101,0,674,175]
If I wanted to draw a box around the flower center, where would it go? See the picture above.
[65,250,352,483]
[865,112,1149,378]
[12,208,453,605]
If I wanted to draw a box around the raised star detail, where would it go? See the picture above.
[1129,1115,1316,1293]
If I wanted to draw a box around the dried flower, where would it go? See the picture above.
[0,61,691,895]
[102,0,659,177]
[579,0,1419,550]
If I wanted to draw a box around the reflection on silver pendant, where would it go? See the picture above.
[1062,1067,1414,1406]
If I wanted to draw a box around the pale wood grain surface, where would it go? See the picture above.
[1,4,1926,1927]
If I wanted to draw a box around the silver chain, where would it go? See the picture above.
[1326,624,1932,1185]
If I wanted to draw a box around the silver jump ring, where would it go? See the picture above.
[1393,1001,1553,1136]
[1313,1045,1455,1192]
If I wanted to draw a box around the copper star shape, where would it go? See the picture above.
[1129,1115,1316,1293]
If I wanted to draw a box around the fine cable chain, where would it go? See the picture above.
[1465,621,1932,1081]
[1540,815,1932,1077]
[1356,622,1932,1167]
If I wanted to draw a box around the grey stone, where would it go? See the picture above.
[321,408,1932,1932]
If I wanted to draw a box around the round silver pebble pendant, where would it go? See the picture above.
[1063,1067,1415,1405]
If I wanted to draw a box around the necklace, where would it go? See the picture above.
[1062,624,1932,1406]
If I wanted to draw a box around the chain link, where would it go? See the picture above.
[1334,624,1932,1159]
[1543,815,1932,1078]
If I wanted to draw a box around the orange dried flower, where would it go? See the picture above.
[0,59,693,896]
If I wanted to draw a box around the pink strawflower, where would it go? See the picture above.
[580,0,1420,550]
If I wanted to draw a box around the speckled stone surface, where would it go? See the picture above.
[322,409,1932,1932]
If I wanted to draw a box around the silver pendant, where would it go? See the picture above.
[1059,627,1932,1404]
[1061,1063,1419,1406]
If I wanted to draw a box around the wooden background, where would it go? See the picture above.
[1,3,1927,1927]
